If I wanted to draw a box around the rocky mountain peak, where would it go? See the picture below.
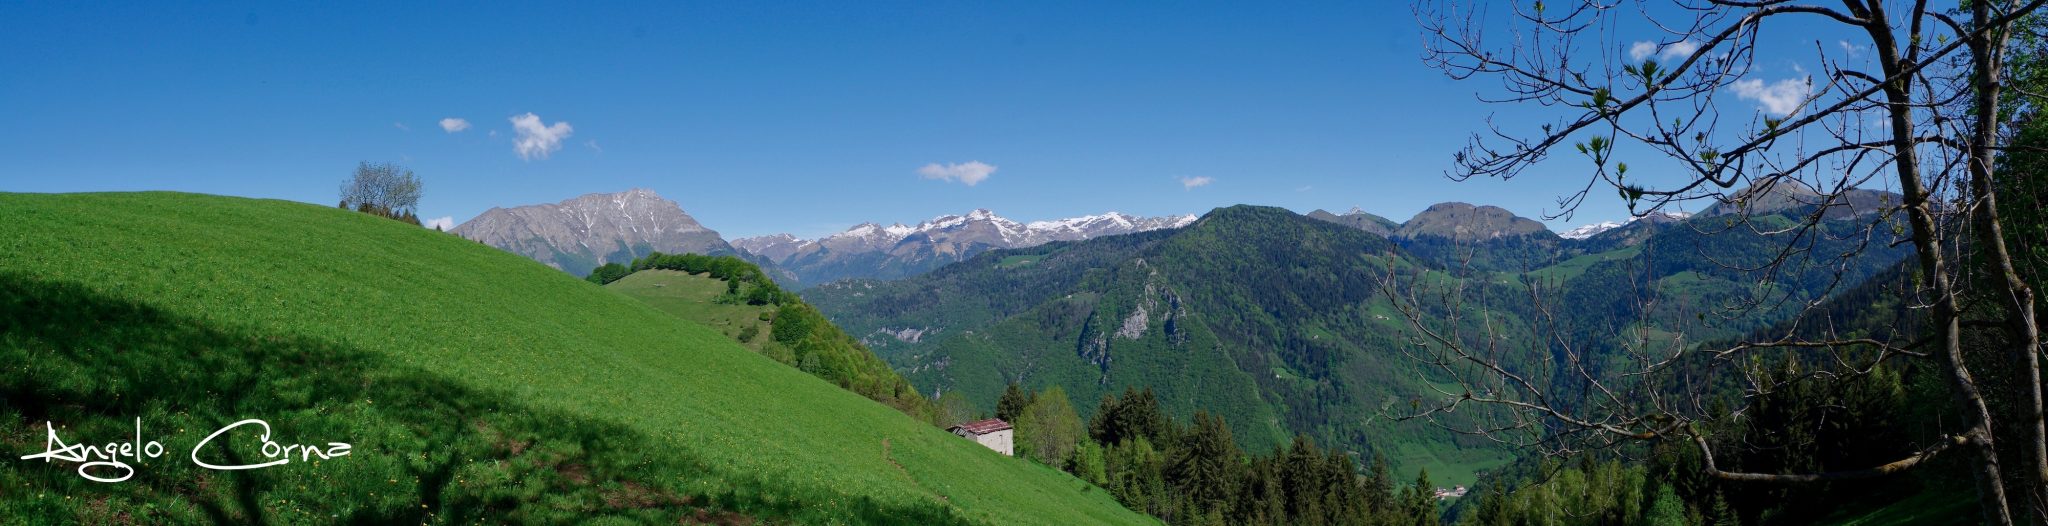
[1394,202,1554,240]
[738,208,1197,284]
[453,189,733,277]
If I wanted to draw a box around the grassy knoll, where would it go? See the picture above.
[606,270,788,363]
[0,192,1150,525]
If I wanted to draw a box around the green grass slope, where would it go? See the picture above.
[0,192,1150,525]
[604,269,929,414]
[607,270,783,353]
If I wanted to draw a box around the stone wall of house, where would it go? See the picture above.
[975,429,1013,456]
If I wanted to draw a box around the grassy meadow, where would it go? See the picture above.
[0,192,1151,524]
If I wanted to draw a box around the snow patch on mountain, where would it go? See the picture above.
[1559,211,1695,240]
[738,209,1199,260]
[1558,221,1624,240]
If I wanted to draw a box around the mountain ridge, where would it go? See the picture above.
[735,209,1197,285]
[452,189,735,277]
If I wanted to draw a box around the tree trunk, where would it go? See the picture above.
[1969,1,2048,518]
[1867,5,2015,523]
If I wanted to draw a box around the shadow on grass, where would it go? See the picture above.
[0,273,970,525]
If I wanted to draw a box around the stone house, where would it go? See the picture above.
[948,418,1014,456]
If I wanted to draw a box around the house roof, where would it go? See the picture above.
[950,418,1012,434]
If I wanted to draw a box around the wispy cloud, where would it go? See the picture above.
[1628,40,1699,62]
[917,161,997,186]
[1179,176,1213,190]
[510,113,574,161]
[439,118,471,133]
[585,139,603,153]
[423,216,455,230]
[393,121,411,131]
[1838,40,1867,58]
[1295,185,1313,192]
[1730,77,1812,116]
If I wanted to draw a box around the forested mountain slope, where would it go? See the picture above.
[807,201,1911,486]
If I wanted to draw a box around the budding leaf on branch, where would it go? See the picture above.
[1619,184,1646,207]
[1638,60,1661,89]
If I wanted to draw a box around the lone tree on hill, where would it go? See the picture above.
[339,161,423,226]
[1386,0,2048,522]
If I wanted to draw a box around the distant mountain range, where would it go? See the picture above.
[451,182,1901,290]
[732,210,1198,285]
[802,188,1913,484]
[1557,211,1692,240]
[451,189,734,277]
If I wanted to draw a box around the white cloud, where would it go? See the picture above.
[509,113,574,161]
[1662,41,1700,60]
[393,121,411,131]
[1179,176,1213,190]
[917,161,997,186]
[1628,40,1700,62]
[1628,42,1657,61]
[439,118,471,133]
[585,139,603,153]
[1838,40,1867,57]
[423,216,455,231]
[1730,77,1812,116]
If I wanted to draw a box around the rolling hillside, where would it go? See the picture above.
[604,267,931,417]
[0,192,1151,525]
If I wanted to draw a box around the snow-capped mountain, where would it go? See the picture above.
[729,233,805,262]
[735,209,1196,285]
[1558,221,1626,240]
[1558,211,1694,240]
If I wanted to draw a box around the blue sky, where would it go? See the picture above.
[0,2,1849,238]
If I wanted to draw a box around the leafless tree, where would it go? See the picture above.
[1387,0,2047,522]
[339,161,422,222]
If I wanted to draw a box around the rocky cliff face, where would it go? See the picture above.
[731,233,804,262]
[735,210,1196,285]
[453,189,734,277]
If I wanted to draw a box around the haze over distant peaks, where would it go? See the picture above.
[734,209,1197,285]
[1558,211,1693,240]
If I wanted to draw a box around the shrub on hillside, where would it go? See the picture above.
[586,263,631,285]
